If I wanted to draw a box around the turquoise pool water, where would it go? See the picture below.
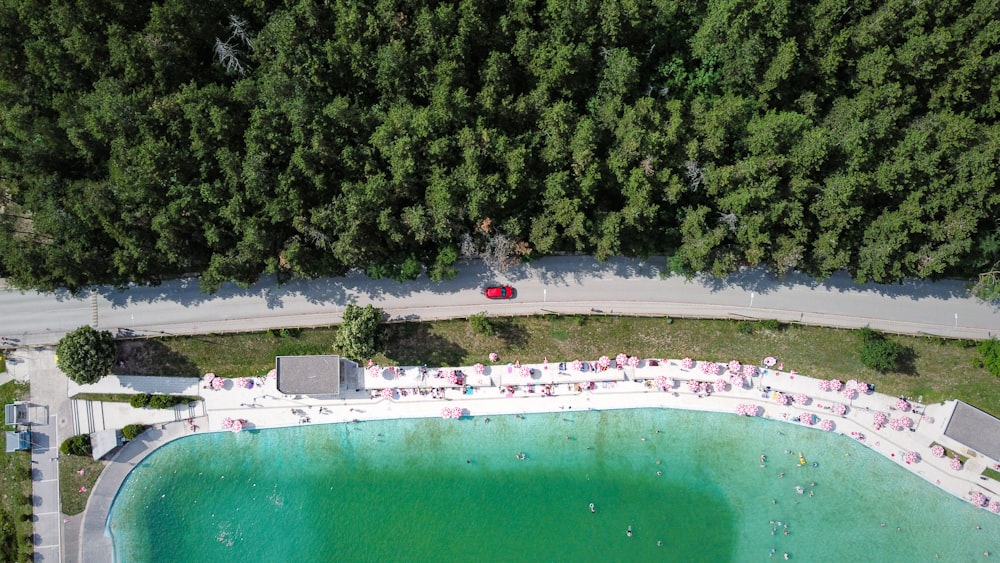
[108,409,999,561]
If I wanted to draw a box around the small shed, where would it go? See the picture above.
[943,401,1000,460]
[276,355,355,396]
[4,401,29,426]
[5,430,30,452]
[91,429,124,460]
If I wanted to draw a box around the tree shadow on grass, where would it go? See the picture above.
[384,323,467,367]
[896,346,919,376]
[493,318,528,349]
[114,340,200,376]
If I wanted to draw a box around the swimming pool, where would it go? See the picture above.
[108,408,999,561]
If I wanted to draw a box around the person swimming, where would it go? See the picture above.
[627,526,632,538]
[589,503,595,513]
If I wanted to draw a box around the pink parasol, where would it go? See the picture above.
[729,374,745,388]
[842,388,857,400]
[489,352,499,362]
[829,379,843,391]
[763,356,777,367]
[820,419,834,431]
[699,381,710,393]
[655,376,668,390]
[572,359,583,371]
[445,370,459,384]
[775,393,790,406]
[801,414,815,426]
[681,357,694,369]
[872,412,887,427]
[627,356,640,368]
[817,379,831,391]
[231,419,243,433]
[520,366,531,378]
[728,360,741,373]
[903,451,919,464]
[598,356,611,369]
[615,353,628,368]
[714,378,727,393]
[742,364,757,377]
[832,403,847,416]
[687,379,701,393]
[856,381,869,393]
[221,417,234,429]
[795,393,809,405]
[736,403,759,416]
[895,398,911,412]
[969,491,987,506]
[211,377,225,391]
[951,457,963,471]
[202,372,216,384]
[267,368,277,379]
[889,416,912,430]
[930,445,946,458]
[237,377,251,389]
[366,365,380,378]
[381,388,394,400]
[474,363,485,375]
[989,501,1000,514]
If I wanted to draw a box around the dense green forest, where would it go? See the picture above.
[1,0,998,293]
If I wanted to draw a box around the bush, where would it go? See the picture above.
[129,393,151,408]
[469,313,495,336]
[60,434,92,456]
[735,321,755,335]
[759,319,781,330]
[335,304,384,360]
[122,424,146,440]
[148,394,178,409]
[858,327,906,373]
[55,325,116,384]
[978,338,1000,376]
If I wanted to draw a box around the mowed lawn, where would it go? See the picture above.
[123,316,999,417]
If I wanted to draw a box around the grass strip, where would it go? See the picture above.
[58,456,105,516]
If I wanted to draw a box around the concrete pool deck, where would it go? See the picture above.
[77,359,1000,562]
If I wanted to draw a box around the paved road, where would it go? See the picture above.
[1,257,997,345]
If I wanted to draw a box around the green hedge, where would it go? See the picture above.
[122,424,146,440]
[60,434,92,457]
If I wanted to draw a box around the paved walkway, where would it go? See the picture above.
[77,357,1000,561]
[7,348,71,563]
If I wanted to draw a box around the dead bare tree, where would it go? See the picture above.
[214,15,255,76]
[685,160,704,190]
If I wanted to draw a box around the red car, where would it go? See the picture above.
[484,285,515,299]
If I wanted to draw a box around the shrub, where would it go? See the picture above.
[469,313,495,336]
[735,321,755,335]
[122,424,146,440]
[148,394,178,409]
[55,325,115,384]
[978,338,1000,376]
[60,434,92,456]
[129,393,151,408]
[396,256,423,281]
[335,304,384,360]
[759,319,781,330]
[858,327,906,373]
